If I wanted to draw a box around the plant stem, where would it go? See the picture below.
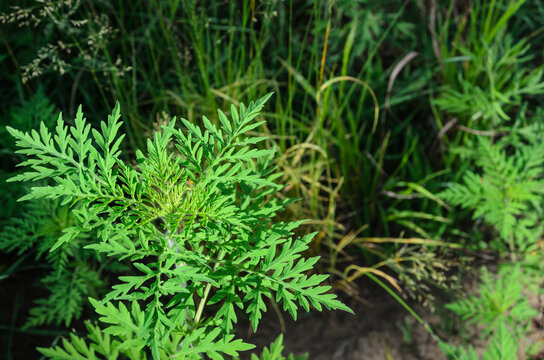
[194,282,212,325]
[193,250,225,325]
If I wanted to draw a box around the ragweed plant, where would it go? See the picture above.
[6,93,351,359]
[439,136,544,253]
[0,198,105,328]
[441,265,539,359]
[441,321,519,360]
[250,334,307,360]
[434,0,544,130]
[0,88,108,328]
[446,266,537,337]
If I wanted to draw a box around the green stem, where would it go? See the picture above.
[193,250,225,325]
[194,282,212,325]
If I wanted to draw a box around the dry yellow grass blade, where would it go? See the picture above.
[277,142,328,166]
[331,226,369,254]
[344,265,402,293]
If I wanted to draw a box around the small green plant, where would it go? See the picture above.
[439,136,544,252]
[0,198,105,328]
[397,316,413,345]
[434,32,544,127]
[250,334,307,360]
[6,94,351,359]
[442,321,519,360]
[446,266,537,336]
[0,87,58,218]
[441,264,539,359]
[0,89,108,328]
